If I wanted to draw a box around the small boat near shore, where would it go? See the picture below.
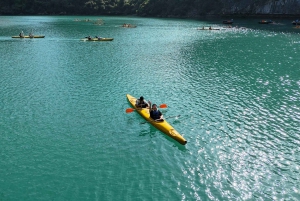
[292,20,300,25]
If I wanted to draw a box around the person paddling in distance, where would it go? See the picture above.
[19,31,24,38]
[148,101,164,122]
[135,96,148,108]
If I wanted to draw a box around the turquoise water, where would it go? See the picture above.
[0,16,300,200]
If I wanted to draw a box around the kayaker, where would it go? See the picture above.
[148,101,164,121]
[19,31,24,37]
[135,96,148,108]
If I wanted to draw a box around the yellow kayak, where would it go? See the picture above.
[12,35,45,38]
[126,94,187,145]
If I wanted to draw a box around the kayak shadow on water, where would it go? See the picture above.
[138,126,158,139]
[139,125,187,151]
[139,127,154,137]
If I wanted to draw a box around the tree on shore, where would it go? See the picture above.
[1,0,299,16]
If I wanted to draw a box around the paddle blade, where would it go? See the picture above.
[126,108,135,113]
[159,104,167,108]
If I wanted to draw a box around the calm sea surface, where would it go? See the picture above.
[0,16,300,200]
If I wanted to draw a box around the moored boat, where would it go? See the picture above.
[12,35,45,38]
[292,20,300,25]
[126,94,187,145]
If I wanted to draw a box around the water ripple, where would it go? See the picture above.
[1,16,300,201]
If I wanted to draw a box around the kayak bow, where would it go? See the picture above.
[126,94,187,145]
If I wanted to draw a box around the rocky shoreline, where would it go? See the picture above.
[1,12,299,21]
[220,13,300,19]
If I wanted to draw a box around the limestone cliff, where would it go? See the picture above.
[221,0,300,15]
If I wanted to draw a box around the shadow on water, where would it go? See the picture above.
[138,124,188,151]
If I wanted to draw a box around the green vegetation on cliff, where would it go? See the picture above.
[1,0,299,16]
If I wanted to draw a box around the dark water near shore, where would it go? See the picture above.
[0,16,299,200]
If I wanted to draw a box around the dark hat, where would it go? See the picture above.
[140,96,144,100]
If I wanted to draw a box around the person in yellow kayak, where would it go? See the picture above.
[148,101,164,121]
[135,96,148,108]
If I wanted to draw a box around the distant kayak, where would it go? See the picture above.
[12,35,45,38]
[197,28,220,30]
[121,24,137,28]
[126,94,187,145]
[258,20,273,24]
[223,20,233,24]
[81,37,113,41]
